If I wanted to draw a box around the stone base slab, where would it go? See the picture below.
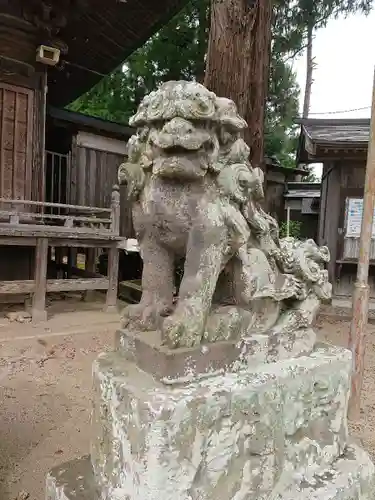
[276,444,375,499]
[115,327,316,383]
[45,446,375,500]
[46,342,375,500]
[88,343,361,500]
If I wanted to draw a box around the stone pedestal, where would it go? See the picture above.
[46,331,375,500]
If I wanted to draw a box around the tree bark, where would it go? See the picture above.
[204,0,272,168]
[302,22,314,118]
[196,0,209,84]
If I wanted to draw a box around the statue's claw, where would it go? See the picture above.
[121,302,173,331]
[162,305,205,348]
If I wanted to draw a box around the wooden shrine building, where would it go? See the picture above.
[296,117,372,298]
[0,0,187,320]
[262,156,309,223]
[284,182,320,241]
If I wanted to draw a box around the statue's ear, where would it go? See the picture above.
[254,167,264,185]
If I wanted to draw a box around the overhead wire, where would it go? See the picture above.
[62,61,372,117]
[305,105,371,116]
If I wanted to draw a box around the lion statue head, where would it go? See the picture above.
[119,81,249,187]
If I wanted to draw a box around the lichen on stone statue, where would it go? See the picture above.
[47,80,374,500]
[118,80,331,351]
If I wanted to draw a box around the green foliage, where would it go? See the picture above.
[303,166,319,182]
[280,220,302,239]
[69,0,209,124]
[68,0,372,167]
[273,0,372,58]
[265,55,300,168]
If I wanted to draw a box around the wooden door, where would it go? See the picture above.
[0,82,33,200]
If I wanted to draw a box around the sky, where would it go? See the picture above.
[292,10,375,178]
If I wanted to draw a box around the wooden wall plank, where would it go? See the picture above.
[318,163,329,245]
[323,163,341,283]
[32,84,41,202]
[0,82,34,202]
[103,151,111,208]
[76,131,127,155]
[95,149,101,206]
[12,86,18,198]
[66,143,134,236]
[343,238,375,260]
[70,141,76,203]
[88,148,96,206]
[0,86,4,199]
[77,146,86,205]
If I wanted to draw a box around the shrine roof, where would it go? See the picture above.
[46,0,188,106]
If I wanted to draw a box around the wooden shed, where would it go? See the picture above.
[296,117,371,297]
[0,0,188,319]
[284,182,321,240]
[46,107,134,237]
[262,156,309,223]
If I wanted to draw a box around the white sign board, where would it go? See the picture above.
[346,198,375,238]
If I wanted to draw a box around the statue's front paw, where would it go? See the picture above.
[121,303,145,328]
[141,303,173,330]
[121,302,172,330]
[162,306,205,348]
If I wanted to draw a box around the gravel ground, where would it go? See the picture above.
[0,329,115,500]
[0,313,374,500]
[315,315,375,462]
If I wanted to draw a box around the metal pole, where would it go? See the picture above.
[348,68,375,420]
[286,206,290,237]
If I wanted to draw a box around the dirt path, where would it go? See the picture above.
[0,330,115,500]
[0,313,374,500]
[315,316,375,462]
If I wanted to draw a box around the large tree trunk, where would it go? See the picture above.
[302,22,314,118]
[204,0,272,168]
[196,0,210,84]
[300,21,317,182]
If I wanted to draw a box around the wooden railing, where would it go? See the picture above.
[0,185,120,236]
[0,185,122,322]
[45,150,71,215]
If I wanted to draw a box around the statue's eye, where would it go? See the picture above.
[152,121,163,130]
[238,174,251,188]
[238,180,249,189]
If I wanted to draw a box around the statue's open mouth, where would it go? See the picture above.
[162,145,197,156]
[150,129,211,151]
[153,147,209,180]
[149,128,215,181]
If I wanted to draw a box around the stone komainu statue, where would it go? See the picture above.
[118,81,331,349]
[46,81,374,500]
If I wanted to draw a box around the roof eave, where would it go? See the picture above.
[48,0,190,107]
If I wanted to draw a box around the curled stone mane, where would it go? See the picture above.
[130,80,247,130]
